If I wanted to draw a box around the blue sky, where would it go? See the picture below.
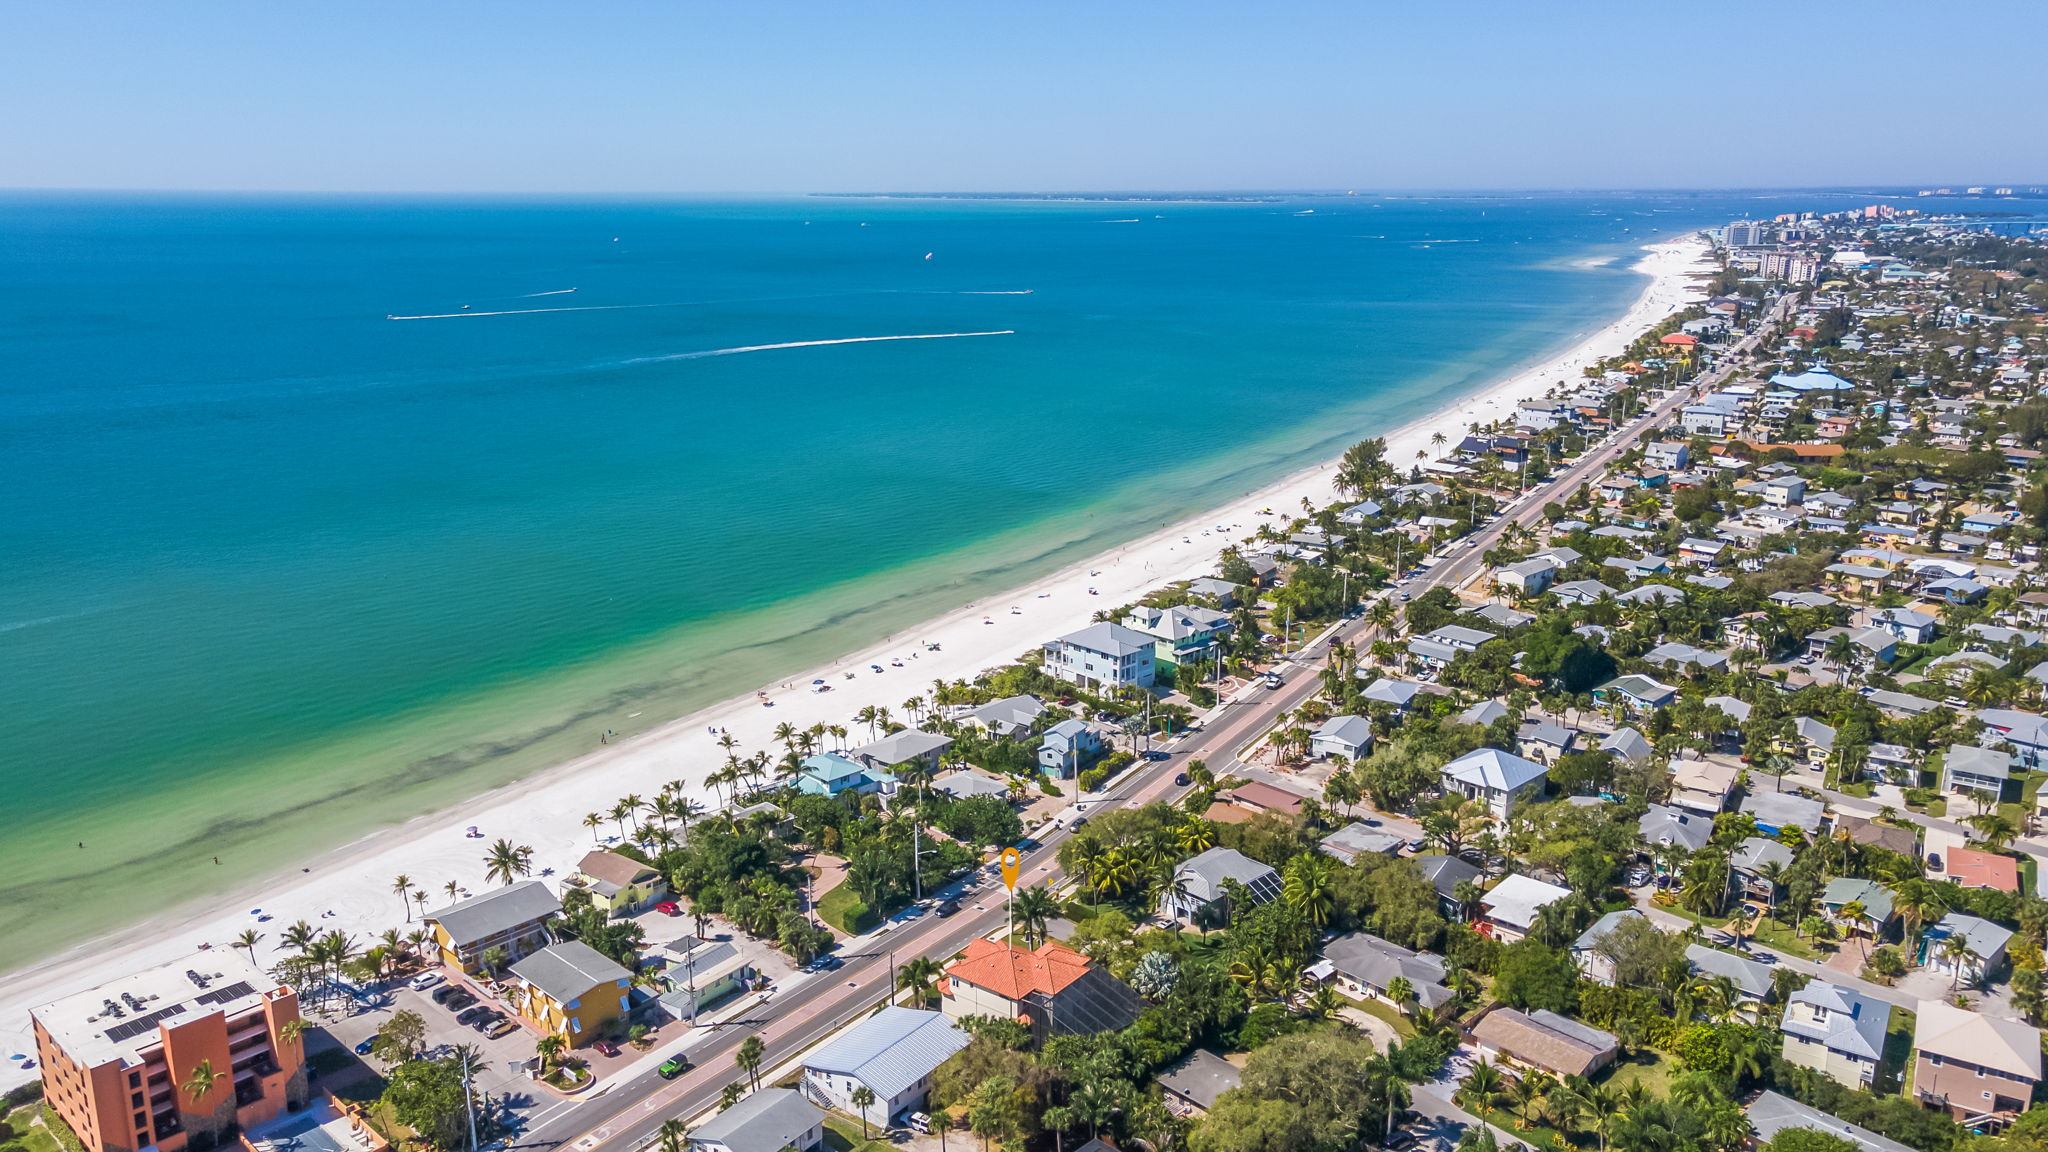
[4,0,2043,193]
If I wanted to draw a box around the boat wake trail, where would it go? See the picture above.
[519,288,579,297]
[387,303,666,320]
[958,290,1034,295]
[620,331,1015,366]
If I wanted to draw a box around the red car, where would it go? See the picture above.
[655,901,681,916]
[591,1039,621,1058]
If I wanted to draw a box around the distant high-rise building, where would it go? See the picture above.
[1725,221,1766,248]
[1758,251,1821,284]
[33,953,308,1152]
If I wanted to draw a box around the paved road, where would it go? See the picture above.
[521,292,1794,1152]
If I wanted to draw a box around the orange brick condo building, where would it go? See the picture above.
[32,952,308,1152]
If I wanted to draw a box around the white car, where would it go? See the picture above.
[408,972,444,992]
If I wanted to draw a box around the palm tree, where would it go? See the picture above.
[582,811,605,843]
[658,1119,689,1152]
[482,838,532,885]
[233,929,263,965]
[1966,811,2019,849]
[1013,887,1059,949]
[1282,853,1333,929]
[1892,879,1948,952]
[851,1085,876,1138]
[736,1035,766,1091]
[897,956,944,1008]
[444,880,460,903]
[1941,933,1981,991]
[535,1035,564,1074]
[281,919,317,955]
[1455,1058,1503,1114]
[180,1058,224,1106]
[391,874,415,921]
[1385,975,1415,1015]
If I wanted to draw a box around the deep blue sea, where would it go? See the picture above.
[0,189,2010,962]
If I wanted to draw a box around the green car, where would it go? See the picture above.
[657,1057,691,1080]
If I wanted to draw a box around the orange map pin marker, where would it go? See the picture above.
[999,847,1022,891]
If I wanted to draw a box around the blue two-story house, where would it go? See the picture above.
[1039,718,1110,778]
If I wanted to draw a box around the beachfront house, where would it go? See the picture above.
[848,729,953,775]
[796,752,897,798]
[1042,622,1157,691]
[424,881,561,974]
[1121,603,1232,668]
[563,850,668,916]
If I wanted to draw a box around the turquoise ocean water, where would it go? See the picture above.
[0,190,1901,965]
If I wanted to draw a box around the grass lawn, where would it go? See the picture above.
[1878,1005,1917,1097]
[1605,1049,1677,1096]
[823,1115,894,1152]
[1747,917,1822,961]
[1341,993,1417,1039]
[8,1107,65,1152]
[817,885,874,935]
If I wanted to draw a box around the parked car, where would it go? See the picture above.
[455,1005,490,1027]
[655,901,682,916]
[353,1039,377,1055]
[408,972,444,992]
[484,1018,519,1040]
[431,983,464,1005]
[444,990,478,1012]
[591,1038,621,1058]
[905,1113,932,1135]
[658,1057,691,1080]
[470,1009,504,1032]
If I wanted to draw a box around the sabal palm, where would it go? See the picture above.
[897,955,944,1007]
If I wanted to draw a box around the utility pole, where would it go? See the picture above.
[911,807,922,902]
[462,1049,478,1152]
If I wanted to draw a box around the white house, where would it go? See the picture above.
[1310,715,1375,762]
[801,1007,969,1121]
[1439,748,1550,821]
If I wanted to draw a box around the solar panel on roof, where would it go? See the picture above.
[104,1006,184,1044]
[196,982,256,1006]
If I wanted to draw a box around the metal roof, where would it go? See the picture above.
[803,1007,968,1101]
[425,881,561,948]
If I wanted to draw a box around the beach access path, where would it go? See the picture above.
[0,237,1714,1083]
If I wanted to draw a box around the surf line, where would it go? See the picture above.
[623,331,1015,365]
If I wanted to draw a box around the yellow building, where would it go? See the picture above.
[564,850,667,916]
[422,882,561,974]
[504,942,633,1046]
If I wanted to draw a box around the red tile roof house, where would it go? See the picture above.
[1942,847,2022,893]
[939,939,1143,1040]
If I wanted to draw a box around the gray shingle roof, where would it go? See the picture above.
[688,1089,823,1152]
[1784,982,1889,1060]
[1747,1091,1914,1152]
[425,881,561,948]
[509,940,630,1003]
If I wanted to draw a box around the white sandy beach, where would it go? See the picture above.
[0,236,1711,1080]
